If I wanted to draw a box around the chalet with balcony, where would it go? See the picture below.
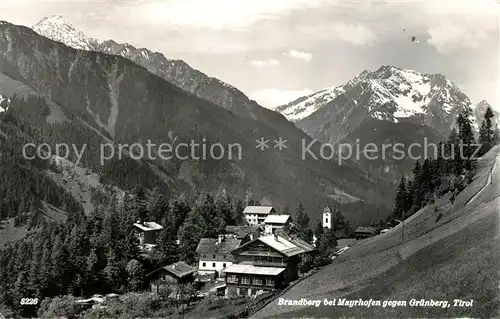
[223,232,314,297]
[196,235,242,276]
[263,214,291,234]
[148,261,196,292]
[243,206,275,226]
[133,220,163,250]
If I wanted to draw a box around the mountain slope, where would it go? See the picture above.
[276,70,370,122]
[283,66,477,144]
[0,20,391,226]
[254,146,500,318]
[32,15,292,130]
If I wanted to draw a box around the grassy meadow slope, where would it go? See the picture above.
[253,146,500,318]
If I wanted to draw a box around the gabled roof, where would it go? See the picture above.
[355,226,376,234]
[264,214,291,224]
[133,221,163,231]
[234,233,312,258]
[148,261,195,279]
[275,230,315,252]
[223,264,285,276]
[323,205,332,215]
[225,225,260,239]
[196,237,241,255]
[243,206,274,215]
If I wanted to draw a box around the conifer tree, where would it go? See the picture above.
[233,200,246,225]
[178,210,206,264]
[456,110,476,171]
[479,107,496,154]
[393,177,407,219]
[314,220,324,240]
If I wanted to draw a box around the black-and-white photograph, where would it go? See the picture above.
[0,0,499,318]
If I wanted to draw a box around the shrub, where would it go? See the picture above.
[37,295,81,319]
[197,293,224,311]
[435,213,443,223]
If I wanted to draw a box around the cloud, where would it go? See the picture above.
[250,59,280,67]
[283,49,312,62]
[427,23,490,54]
[408,0,499,54]
[251,88,313,108]
[330,23,378,46]
[132,0,322,31]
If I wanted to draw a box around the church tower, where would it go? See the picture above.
[322,204,332,229]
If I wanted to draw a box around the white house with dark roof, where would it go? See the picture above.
[243,206,275,226]
[133,220,163,250]
[263,214,291,234]
[196,236,242,276]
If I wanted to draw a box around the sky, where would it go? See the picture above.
[1,0,499,110]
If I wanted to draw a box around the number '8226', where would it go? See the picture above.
[20,298,39,305]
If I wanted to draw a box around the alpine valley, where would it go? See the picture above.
[0,17,391,246]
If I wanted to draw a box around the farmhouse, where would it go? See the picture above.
[243,206,275,226]
[223,232,314,297]
[148,261,196,292]
[354,226,377,240]
[263,214,291,234]
[196,235,241,276]
[225,225,261,243]
[133,220,163,250]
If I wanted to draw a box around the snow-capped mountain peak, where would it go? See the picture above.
[30,16,264,120]
[275,86,347,121]
[279,66,474,125]
[33,15,95,50]
[286,65,478,144]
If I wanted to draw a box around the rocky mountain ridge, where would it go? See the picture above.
[32,15,288,128]
[290,65,478,145]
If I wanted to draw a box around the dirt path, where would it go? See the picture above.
[466,155,498,206]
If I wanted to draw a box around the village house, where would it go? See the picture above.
[133,220,163,250]
[148,261,196,292]
[263,214,291,234]
[225,225,261,243]
[243,206,275,226]
[354,226,377,240]
[196,235,241,276]
[223,231,314,297]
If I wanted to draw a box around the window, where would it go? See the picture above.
[266,278,274,286]
[202,262,206,267]
[241,277,250,284]
[223,263,226,268]
[325,218,328,224]
[227,275,238,283]
[254,278,262,285]
[239,287,248,296]
[212,263,216,268]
